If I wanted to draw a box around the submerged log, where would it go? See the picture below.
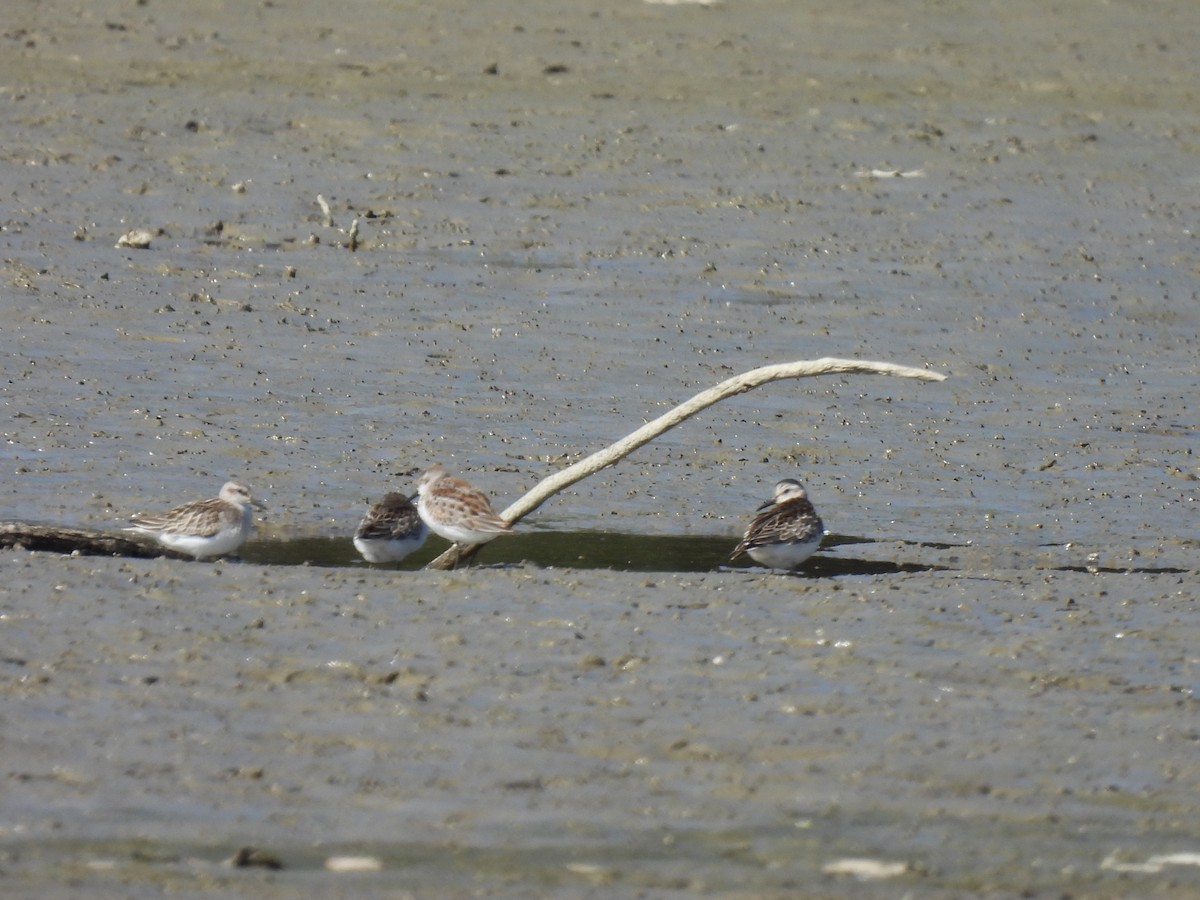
[0,523,189,560]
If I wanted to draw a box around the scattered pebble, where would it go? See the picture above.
[854,168,926,179]
[1101,851,1200,874]
[115,228,155,249]
[565,862,617,884]
[822,858,910,880]
[325,855,383,873]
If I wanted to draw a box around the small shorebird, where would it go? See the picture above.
[126,479,265,560]
[731,478,824,570]
[353,492,428,563]
[415,463,512,546]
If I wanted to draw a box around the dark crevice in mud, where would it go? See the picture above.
[1056,564,1192,576]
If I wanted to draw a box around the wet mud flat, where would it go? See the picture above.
[2,545,1198,898]
[3,0,1200,895]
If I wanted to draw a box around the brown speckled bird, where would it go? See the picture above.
[731,478,824,569]
[415,464,513,546]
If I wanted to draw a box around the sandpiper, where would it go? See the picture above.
[415,463,512,546]
[353,492,428,563]
[731,478,824,570]
[126,479,264,560]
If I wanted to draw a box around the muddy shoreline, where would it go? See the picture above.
[3,0,1199,895]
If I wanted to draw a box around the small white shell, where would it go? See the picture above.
[115,228,155,249]
[325,855,383,873]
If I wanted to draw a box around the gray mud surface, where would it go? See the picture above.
[2,0,1199,896]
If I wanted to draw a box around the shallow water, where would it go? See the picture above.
[241,531,938,575]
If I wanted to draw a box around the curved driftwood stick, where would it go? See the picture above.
[426,356,946,569]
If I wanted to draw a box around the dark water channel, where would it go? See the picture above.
[240,531,945,576]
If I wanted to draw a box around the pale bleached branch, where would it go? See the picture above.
[426,357,945,569]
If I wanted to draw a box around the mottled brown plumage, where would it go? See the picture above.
[416,464,512,546]
[731,478,824,569]
[126,480,263,559]
[353,492,428,563]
